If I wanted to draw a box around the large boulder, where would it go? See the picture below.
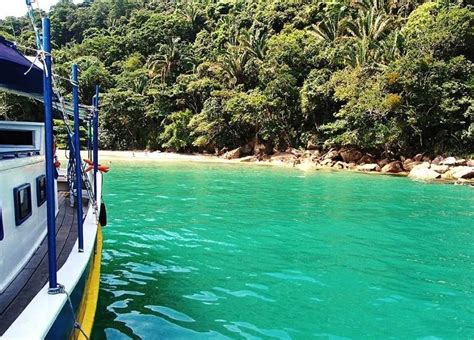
[323,149,340,161]
[320,158,334,167]
[271,152,297,163]
[357,163,381,172]
[431,156,444,165]
[430,164,450,174]
[409,166,441,180]
[451,167,474,179]
[403,161,425,172]
[223,147,241,159]
[378,158,390,168]
[413,153,424,162]
[358,154,377,165]
[440,157,457,166]
[333,161,348,169]
[340,148,363,163]
[381,161,404,173]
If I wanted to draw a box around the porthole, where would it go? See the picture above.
[14,183,32,226]
[36,175,46,206]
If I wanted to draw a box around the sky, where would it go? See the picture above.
[0,0,82,19]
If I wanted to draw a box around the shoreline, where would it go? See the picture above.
[57,150,474,186]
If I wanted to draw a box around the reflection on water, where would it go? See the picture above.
[92,162,474,339]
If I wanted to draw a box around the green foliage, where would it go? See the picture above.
[1,0,472,156]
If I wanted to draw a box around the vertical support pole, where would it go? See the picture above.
[93,86,99,201]
[72,64,84,252]
[87,119,92,161]
[42,17,58,292]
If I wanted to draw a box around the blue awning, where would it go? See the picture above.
[0,36,92,118]
[0,36,43,100]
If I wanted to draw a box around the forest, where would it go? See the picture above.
[0,0,473,157]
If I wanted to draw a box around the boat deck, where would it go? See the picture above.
[0,191,88,335]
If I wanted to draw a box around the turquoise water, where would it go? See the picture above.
[92,162,474,339]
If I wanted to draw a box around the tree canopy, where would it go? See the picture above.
[1,0,473,156]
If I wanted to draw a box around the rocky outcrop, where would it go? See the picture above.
[409,166,441,180]
[431,156,444,165]
[358,154,377,165]
[430,164,450,174]
[223,147,241,159]
[322,149,341,161]
[357,163,381,172]
[340,148,363,163]
[451,167,474,179]
[381,161,404,173]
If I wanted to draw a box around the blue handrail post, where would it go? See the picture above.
[42,17,58,292]
[93,85,99,201]
[72,64,84,252]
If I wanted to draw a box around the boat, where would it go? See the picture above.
[0,10,107,340]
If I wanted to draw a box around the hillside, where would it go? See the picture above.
[0,0,473,157]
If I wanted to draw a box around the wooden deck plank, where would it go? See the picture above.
[0,191,89,335]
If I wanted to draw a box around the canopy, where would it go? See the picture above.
[0,36,92,118]
[0,36,43,99]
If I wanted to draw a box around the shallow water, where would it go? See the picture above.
[91,162,474,339]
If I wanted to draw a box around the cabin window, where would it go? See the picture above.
[0,205,3,241]
[36,175,46,206]
[14,184,32,226]
[0,130,34,146]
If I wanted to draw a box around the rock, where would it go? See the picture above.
[413,153,424,162]
[378,158,389,168]
[430,164,450,174]
[333,161,348,169]
[286,147,303,158]
[422,156,431,162]
[223,147,241,159]
[357,163,381,172]
[320,158,334,167]
[358,154,376,165]
[451,166,474,179]
[271,152,297,163]
[302,150,320,159]
[340,148,363,163]
[455,158,467,166]
[409,166,441,180]
[297,159,317,171]
[347,162,357,170]
[307,140,318,150]
[239,156,256,162]
[381,161,404,173]
[440,157,457,166]
[323,149,340,161]
[403,161,425,172]
[467,159,474,167]
[431,156,444,165]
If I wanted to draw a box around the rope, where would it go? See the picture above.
[53,284,90,340]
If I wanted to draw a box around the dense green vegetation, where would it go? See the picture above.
[1,0,473,156]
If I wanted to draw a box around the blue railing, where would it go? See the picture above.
[41,17,59,292]
[40,17,101,292]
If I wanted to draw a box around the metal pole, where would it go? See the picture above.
[72,64,84,252]
[93,86,99,201]
[42,17,58,292]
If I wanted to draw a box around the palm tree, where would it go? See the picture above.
[242,28,268,60]
[311,14,345,43]
[147,37,192,83]
[345,9,391,45]
[220,44,250,86]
